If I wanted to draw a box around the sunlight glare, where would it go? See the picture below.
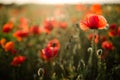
[0,0,120,4]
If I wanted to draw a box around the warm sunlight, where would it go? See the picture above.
[0,0,120,4]
[0,0,120,79]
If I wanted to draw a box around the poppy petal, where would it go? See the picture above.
[98,15,107,29]
[80,21,89,31]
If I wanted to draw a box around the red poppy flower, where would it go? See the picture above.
[11,56,26,66]
[90,4,102,15]
[102,41,114,50]
[2,22,13,33]
[0,38,6,48]
[80,14,107,31]
[108,24,117,37]
[30,25,41,35]
[20,17,28,23]
[10,49,17,54]
[43,20,53,33]
[19,17,28,29]
[41,47,59,61]
[13,30,29,41]
[109,23,117,30]
[118,27,120,37]
[47,39,60,49]
[0,39,17,54]
[4,41,14,52]
[88,34,99,44]
[43,19,58,33]
[59,21,67,29]
[100,35,107,42]
[41,39,60,61]
[108,30,117,37]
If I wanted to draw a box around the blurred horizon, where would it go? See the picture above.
[0,0,120,5]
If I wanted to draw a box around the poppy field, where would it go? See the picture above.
[0,4,120,80]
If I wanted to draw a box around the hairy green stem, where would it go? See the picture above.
[87,30,98,80]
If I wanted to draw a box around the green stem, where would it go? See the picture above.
[87,30,98,79]
[88,30,97,66]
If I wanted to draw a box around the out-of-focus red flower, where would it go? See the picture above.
[109,23,117,30]
[75,4,86,11]
[102,41,114,50]
[47,39,60,49]
[41,47,59,61]
[108,30,117,37]
[43,20,54,33]
[4,41,14,52]
[108,24,117,37]
[59,21,67,29]
[100,35,107,42]
[0,39,17,54]
[0,38,6,48]
[11,56,26,66]
[30,25,41,35]
[117,27,120,37]
[10,49,17,54]
[88,34,99,44]
[43,19,58,33]
[2,22,14,33]
[13,30,29,41]
[41,39,60,61]
[80,14,107,31]
[90,4,102,15]
[19,17,28,26]
[19,17,29,31]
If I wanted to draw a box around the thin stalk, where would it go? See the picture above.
[87,30,98,79]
